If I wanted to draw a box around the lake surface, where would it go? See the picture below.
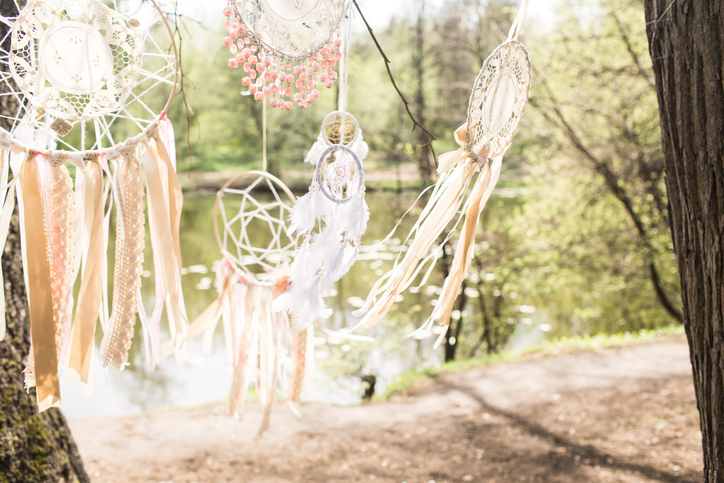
[59,190,665,418]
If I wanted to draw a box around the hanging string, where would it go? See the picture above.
[262,99,267,173]
[507,0,528,42]
[337,9,352,144]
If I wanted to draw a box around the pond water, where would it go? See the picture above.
[57,190,655,419]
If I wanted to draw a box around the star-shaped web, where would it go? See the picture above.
[217,173,298,282]
[0,0,177,153]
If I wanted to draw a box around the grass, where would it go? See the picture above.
[379,325,686,401]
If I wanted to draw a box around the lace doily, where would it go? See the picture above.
[235,0,346,59]
[0,0,178,154]
[214,171,298,283]
[466,41,531,158]
[9,0,142,122]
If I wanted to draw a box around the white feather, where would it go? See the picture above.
[340,196,370,243]
[288,192,316,236]
[310,188,332,222]
[308,225,342,271]
[304,135,327,164]
[352,136,369,162]
[327,243,358,282]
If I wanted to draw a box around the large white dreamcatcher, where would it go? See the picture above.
[0,0,187,411]
[352,1,531,341]
[222,0,348,109]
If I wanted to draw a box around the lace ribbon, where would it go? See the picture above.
[101,143,146,367]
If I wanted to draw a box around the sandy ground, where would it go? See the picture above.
[70,339,702,482]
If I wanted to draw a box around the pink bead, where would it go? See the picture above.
[321,60,327,69]
[223,36,233,46]
[293,66,302,75]
[235,53,243,62]
[312,89,320,98]
[335,51,342,60]
[285,87,292,97]
[225,21,232,31]
[306,94,313,103]
[320,48,328,56]
[254,92,264,101]
[270,70,278,79]
[325,80,334,88]
[295,79,303,89]
[327,66,334,75]
[264,58,272,67]
[313,63,320,72]
[236,39,244,48]
[230,30,239,40]
[299,73,308,81]
[263,86,272,96]
[286,64,292,71]
[256,63,264,72]
[305,67,313,76]
[243,62,250,72]
[244,37,251,44]
[285,101,293,110]
[334,39,342,48]
[272,84,278,94]
[270,98,278,107]
[249,55,257,65]
[293,93,303,102]
[312,76,319,84]
[329,59,337,67]
[249,85,258,94]
[264,72,271,82]
[228,58,238,68]
[250,70,257,79]
[242,48,251,58]
[300,86,307,95]
[230,44,237,54]
[223,6,233,16]
[242,77,251,87]
[330,71,338,81]
[320,74,327,82]
[299,100,307,108]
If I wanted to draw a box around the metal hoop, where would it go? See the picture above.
[314,144,364,204]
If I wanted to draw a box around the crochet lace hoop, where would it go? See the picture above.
[314,143,364,204]
[320,110,359,146]
[0,0,179,157]
[465,40,531,158]
[213,170,298,285]
[233,0,347,59]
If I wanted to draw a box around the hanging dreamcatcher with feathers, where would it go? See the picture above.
[273,13,369,332]
[0,0,188,411]
[222,0,348,109]
[352,1,531,343]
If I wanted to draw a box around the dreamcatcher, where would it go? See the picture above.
[0,0,187,411]
[222,0,348,109]
[352,1,531,341]
[304,110,368,164]
[164,105,314,435]
[272,8,368,331]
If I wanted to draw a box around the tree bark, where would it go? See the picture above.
[643,0,724,478]
[0,0,90,481]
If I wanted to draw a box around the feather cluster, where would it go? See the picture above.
[273,183,368,331]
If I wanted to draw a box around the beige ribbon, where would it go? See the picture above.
[434,154,502,326]
[141,133,188,358]
[68,159,105,383]
[358,125,478,329]
[19,155,60,412]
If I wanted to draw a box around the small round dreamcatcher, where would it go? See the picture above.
[213,171,298,284]
[222,0,348,109]
[1,0,178,153]
[304,110,368,164]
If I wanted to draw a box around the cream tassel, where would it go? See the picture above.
[101,143,146,368]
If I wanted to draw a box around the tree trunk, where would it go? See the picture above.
[0,0,90,481]
[643,0,724,478]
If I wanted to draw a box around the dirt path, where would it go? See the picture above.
[70,339,702,482]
